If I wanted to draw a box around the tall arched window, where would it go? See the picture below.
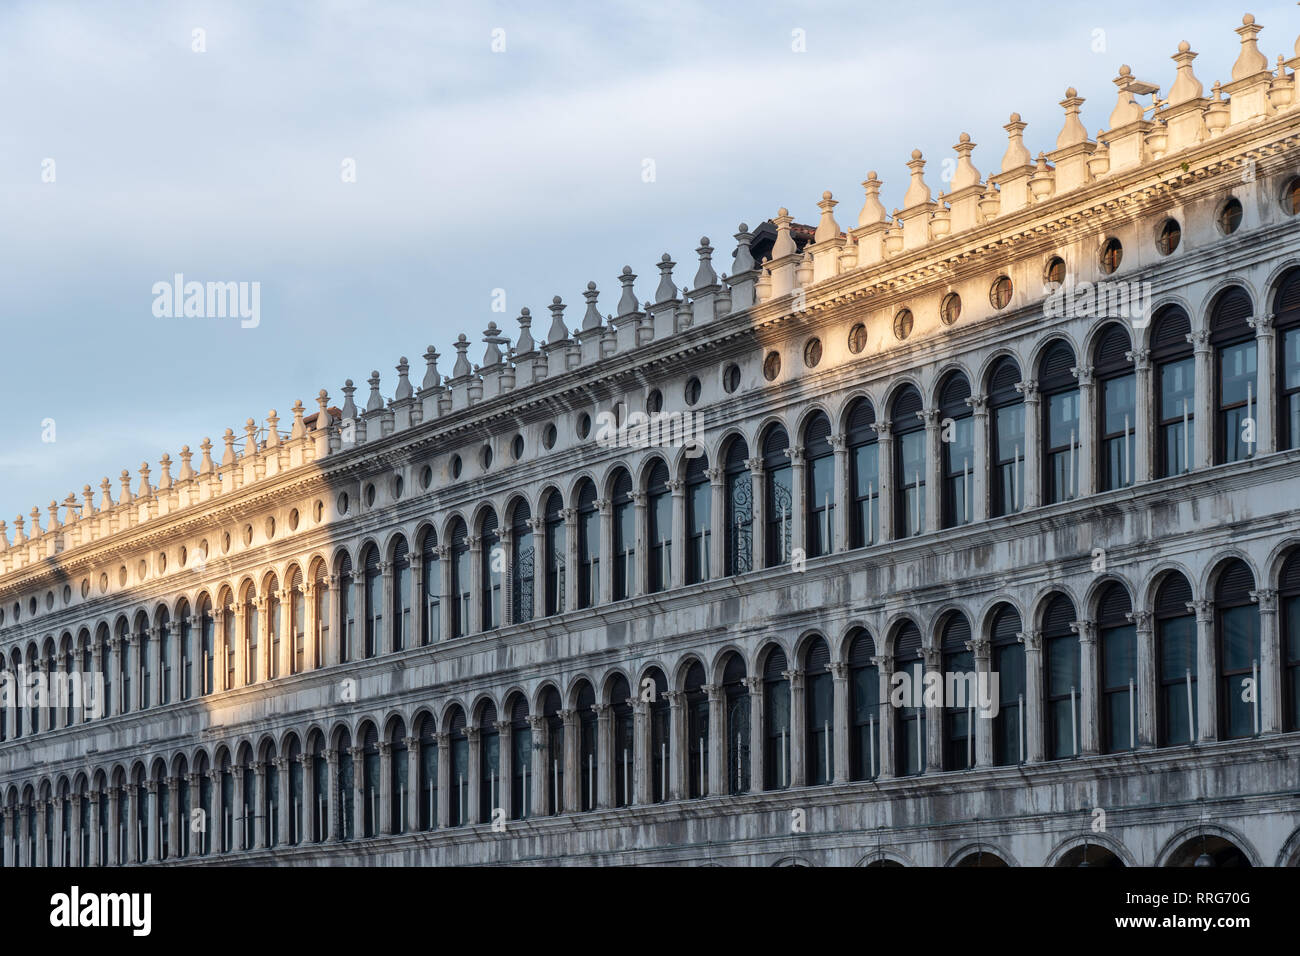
[1043,594,1080,760]
[416,717,437,831]
[511,501,534,622]
[158,610,172,706]
[1216,559,1259,740]
[684,662,709,798]
[97,624,111,722]
[576,482,598,609]
[447,708,468,826]
[846,399,879,548]
[1095,323,1136,491]
[989,357,1027,518]
[362,547,381,658]
[286,739,302,844]
[894,622,925,774]
[198,596,214,696]
[610,675,634,806]
[218,755,233,852]
[267,574,282,678]
[1276,269,1300,450]
[645,668,670,803]
[723,439,753,574]
[263,746,280,847]
[477,703,500,822]
[311,564,328,667]
[804,637,833,784]
[941,613,973,770]
[339,553,355,664]
[335,732,354,841]
[449,519,470,637]
[804,413,834,557]
[196,757,212,855]
[392,537,411,651]
[243,586,258,685]
[1280,550,1300,732]
[647,461,672,592]
[1155,573,1197,746]
[508,697,531,819]
[1097,583,1136,753]
[762,426,792,567]
[892,387,925,538]
[1040,341,1080,504]
[611,471,635,599]
[991,604,1024,765]
[290,567,305,673]
[1153,305,1194,477]
[686,455,711,582]
[1212,287,1258,464]
[576,683,597,811]
[221,590,237,689]
[177,602,191,700]
[762,647,791,790]
[721,656,749,795]
[419,530,439,644]
[543,492,565,616]
[847,629,879,780]
[136,613,151,708]
[480,509,501,629]
[939,373,973,528]
[542,687,564,814]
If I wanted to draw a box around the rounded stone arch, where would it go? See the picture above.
[929,359,976,409]
[354,537,383,572]
[1082,573,1138,620]
[259,566,281,597]
[438,699,469,734]
[1273,825,1300,866]
[408,521,437,557]
[72,770,89,793]
[793,629,831,669]
[408,708,437,739]
[327,721,353,751]
[928,603,972,652]
[379,527,410,565]
[469,497,504,538]
[707,644,750,685]
[1044,832,1137,867]
[1028,584,1083,633]
[189,742,215,772]
[439,510,470,546]
[793,401,836,446]
[377,707,409,741]
[753,639,791,678]
[833,387,881,436]
[834,621,876,665]
[235,575,257,603]
[563,673,599,710]
[636,662,670,700]
[635,453,671,494]
[530,680,563,716]
[499,684,531,714]
[58,629,74,655]
[1027,331,1080,381]
[330,543,356,577]
[563,470,601,509]
[1156,823,1261,867]
[274,726,302,756]
[1265,259,1300,312]
[945,842,1018,867]
[882,374,927,418]
[501,492,533,529]
[209,745,231,773]
[354,718,380,752]
[1201,549,1261,600]
[752,412,792,454]
[38,778,53,801]
[1198,277,1258,332]
[1137,292,1198,350]
[881,612,923,657]
[594,461,631,501]
[169,750,189,778]
[253,733,277,763]
[301,721,328,752]
[468,691,500,728]
[855,848,914,867]
[56,774,71,798]
[534,483,565,519]
[1139,560,1200,611]
[666,442,708,483]
[975,346,1024,395]
[710,425,750,468]
[672,653,709,692]
[1081,317,1133,367]
[976,595,1025,643]
[771,855,815,867]
[1264,537,1300,589]
[599,666,635,705]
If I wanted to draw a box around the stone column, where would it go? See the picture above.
[872,422,893,542]
[36,801,47,867]
[57,797,69,865]
[1130,610,1156,748]
[596,502,613,605]
[632,700,650,805]
[168,778,182,859]
[405,736,420,833]
[705,684,724,797]
[1020,630,1044,761]
[349,746,365,837]
[971,637,993,766]
[435,733,451,828]
[499,527,515,627]
[1191,329,1212,468]
[785,669,806,786]
[302,584,318,673]
[496,720,511,820]
[148,626,163,708]
[561,710,579,811]
[874,655,894,778]
[1253,588,1280,733]
[527,717,547,816]
[109,787,122,864]
[275,758,290,845]
[378,559,394,654]
[436,547,453,642]
[186,772,201,855]
[630,493,648,598]
[88,794,100,866]
[464,730,480,824]
[109,636,122,716]
[2,808,13,867]
[969,394,989,522]
[786,447,806,558]
[1251,314,1275,456]
[1018,380,1040,509]
[252,766,266,850]
[467,536,483,634]
[1129,349,1152,482]
[126,786,139,862]
[146,781,160,862]
[923,646,943,772]
[279,588,293,675]
[558,509,576,612]
[1190,599,1215,741]
[1076,366,1095,497]
[324,750,339,840]
[668,479,686,589]
[831,662,850,783]
[232,603,246,689]
[707,467,726,575]
[664,691,685,800]
[594,704,612,808]
[255,594,270,682]
[830,435,848,552]
[1074,619,1099,754]
[378,742,392,833]
[745,676,764,792]
[296,754,313,844]
[128,633,143,711]
[923,409,942,533]
[746,457,765,568]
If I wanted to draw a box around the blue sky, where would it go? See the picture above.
[0,0,1291,523]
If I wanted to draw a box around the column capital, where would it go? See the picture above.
[465,534,480,551]
[403,735,419,751]
[1127,609,1154,631]
[871,654,893,671]
[1187,328,1211,351]
[494,720,510,735]
[743,456,764,474]
[966,393,988,415]
[1250,588,1278,613]
[560,508,576,523]
[592,703,611,719]
[1017,629,1042,652]
[830,661,848,680]
[1249,312,1275,335]
[464,727,480,744]
[297,751,314,768]
[145,779,158,794]
[666,479,685,493]
[1070,619,1097,643]
[870,420,893,439]
[742,676,762,694]
[1125,347,1151,370]
[966,637,990,658]
[781,669,805,689]
[1186,599,1214,623]
[1015,379,1039,402]
[559,708,575,724]
[527,715,546,734]
[433,732,450,747]
[630,491,647,506]
[920,407,942,428]
[828,434,847,453]
[348,745,364,761]
[705,466,724,484]
[1072,364,1095,387]
[662,690,684,706]
[784,448,805,465]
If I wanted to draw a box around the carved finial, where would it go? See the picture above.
[616,266,640,318]
[420,348,441,390]
[290,400,306,439]
[903,150,930,207]
[731,225,755,273]
[1001,114,1031,170]
[178,446,194,480]
[137,462,153,498]
[1168,41,1203,105]
[47,500,60,532]
[772,209,796,258]
[12,514,25,545]
[394,357,412,400]
[952,133,981,189]
[1232,13,1269,80]
[264,410,280,447]
[513,311,535,356]
[581,282,602,332]
[315,390,332,430]
[82,484,95,516]
[199,439,214,475]
[693,237,718,288]
[221,429,237,467]
[244,418,259,456]
[482,323,507,365]
[814,191,841,241]
[158,454,173,490]
[858,171,886,226]
[340,379,357,419]
[1109,66,1145,127]
[29,506,42,537]
[654,254,678,304]
[546,298,568,345]
[1056,89,1088,148]
[119,469,133,503]
[365,371,383,412]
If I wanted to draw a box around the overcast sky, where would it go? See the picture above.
[0,0,1291,525]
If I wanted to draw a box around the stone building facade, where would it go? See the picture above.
[2,13,1300,867]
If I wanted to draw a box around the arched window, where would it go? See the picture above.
[720,656,749,795]
[1155,573,1197,746]
[480,509,502,629]
[576,683,597,811]
[804,637,833,784]
[385,724,405,835]
[988,360,1026,520]
[762,647,791,791]
[762,426,792,567]
[1276,269,1300,450]
[686,455,711,582]
[543,492,566,616]
[1040,341,1080,503]
[97,625,111,722]
[392,537,411,651]
[991,605,1024,765]
[176,602,191,701]
[417,716,437,831]
[1216,560,1259,740]
[243,586,258,684]
[804,413,834,557]
[723,439,753,574]
[221,589,237,689]
[1097,583,1136,753]
[267,574,282,678]
[845,400,879,549]
[477,703,500,823]
[218,754,233,852]
[262,746,279,847]
[286,738,302,844]
[136,613,151,708]
[611,471,635,599]
[1153,305,1195,477]
[647,461,672,592]
[1042,594,1080,760]
[289,567,305,673]
[447,708,468,826]
[1095,324,1136,491]
[645,668,670,802]
[340,551,358,664]
[362,547,381,658]
[195,757,211,855]
[449,519,470,637]
[847,630,879,780]
[542,687,564,814]
[508,697,531,819]
[510,501,534,622]
[894,622,925,774]
[158,611,172,706]
[892,386,925,538]
[196,596,214,696]
[684,662,709,797]
[941,613,973,770]
[335,731,354,841]
[419,531,439,644]
[936,374,973,528]
[610,675,634,806]
[576,482,598,609]
[1280,550,1300,731]
[1212,287,1258,464]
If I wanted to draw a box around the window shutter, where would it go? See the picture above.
[722,654,746,685]
[1155,574,1193,614]
[762,426,790,466]
[684,661,706,691]
[764,648,788,680]
[1097,584,1132,627]
[1210,287,1253,343]
[1042,594,1076,636]
[1275,267,1300,326]
[804,413,832,458]
[891,386,923,425]
[894,621,922,659]
[1215,559,1255,603]
[846,399,877,444]
[942,614,971,651]
[989,357,1022,402]
[992,605,1021,644]
[847,630,876,666]
[804,638,830,673]
[1151,306,1192,359]
[1280,550,1300,594]
[613,469,634,502]
[724,438,750,470]
[478,702,498,728]
[940,373,972,416]
[648,459,670,494]
[392,538,408,567]
[1039,341,1077,391]
[1094,323,1133,375]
